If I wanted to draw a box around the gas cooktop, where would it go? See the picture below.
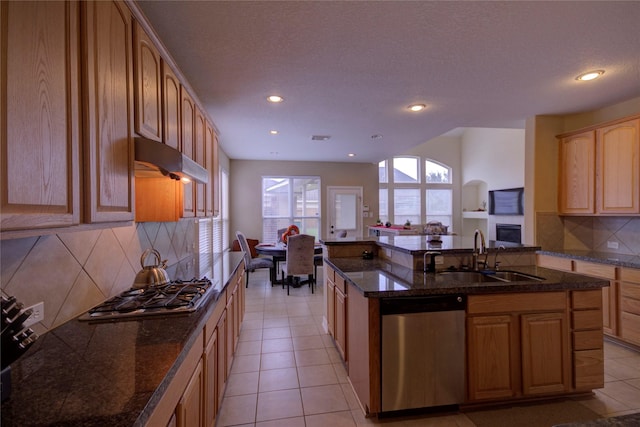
[79,278,217,322]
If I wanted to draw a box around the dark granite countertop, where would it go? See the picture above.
[538,249,640,269]
[322,235,540,255]
[1,252,244,427]
[325,257,609,298]
[554,411,640,426]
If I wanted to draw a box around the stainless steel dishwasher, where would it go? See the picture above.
[380,294,466,412]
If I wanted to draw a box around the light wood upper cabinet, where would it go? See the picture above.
[181,87,196,218]
[205,124,218,217]
[1,1,81,231]
[195,108,207,217]
[558,115,640,216]
[82,0,135,223]
[162,61,181,150]
[133,21,162,141]
[558,131,595,214]
[597,118,640,214]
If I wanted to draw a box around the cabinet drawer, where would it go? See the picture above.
[573,261,616,280]
[620,312,640,345]
[572,310,602,331]
[572,290,603,310]
[205,295,227,345]
[621,297,640,316]
[621,282,640,301]
[536,254,573,272]
[468,292,565,314]
[326,266,336,283]
[620,268,640,284]
[573,349,604,390]
[573,330,603,351]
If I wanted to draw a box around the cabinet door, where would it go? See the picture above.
[216,310,227,408]
[205,124,218,217]
[1,1,81,231]
[335,286,347,361]
[326,276,336,337]
[558,131,595,214]
[83,0,134,223]
[194,108,207,217]
[133,21,161,141]
[467,315,518,401]
[204,330,218,427]
[162,61,181,150]
[521,312,570,395]
[176,360,203,427]
[597,119,640,214]
[181,87,195,217]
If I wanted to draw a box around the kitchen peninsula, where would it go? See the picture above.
[320,236,609,417]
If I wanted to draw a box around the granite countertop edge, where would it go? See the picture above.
[538,250,640,269]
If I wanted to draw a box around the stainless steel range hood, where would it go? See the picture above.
[134,137,208,184]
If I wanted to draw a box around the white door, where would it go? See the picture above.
[326,186,363,238]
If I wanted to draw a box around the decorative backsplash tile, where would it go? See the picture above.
[0,220,196,335]
[536,213,640,256]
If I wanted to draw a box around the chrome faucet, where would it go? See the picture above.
[493,244,506,270]
[423,251,441,273]
[473,229,486,270]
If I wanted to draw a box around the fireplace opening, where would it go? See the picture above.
[496,223,521,244]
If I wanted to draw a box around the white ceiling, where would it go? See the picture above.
[137,1,640,164]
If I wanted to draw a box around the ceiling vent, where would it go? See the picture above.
[311,135,331,141]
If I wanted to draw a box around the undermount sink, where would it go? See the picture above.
[436,271,503,282]
[484,271,545,282]
[437,270,545,283]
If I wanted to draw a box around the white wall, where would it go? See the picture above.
[461,128,526,241]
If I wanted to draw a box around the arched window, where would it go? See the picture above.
[378,156,453,229]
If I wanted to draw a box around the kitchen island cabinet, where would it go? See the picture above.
[321,238,608,417]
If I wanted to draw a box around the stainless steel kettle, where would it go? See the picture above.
[133,249,170,289]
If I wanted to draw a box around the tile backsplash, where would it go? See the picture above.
[536,213,640,255]
[1,219,197,335]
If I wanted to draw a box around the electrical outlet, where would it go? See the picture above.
[23,302,44,328]
[607,241,619,249]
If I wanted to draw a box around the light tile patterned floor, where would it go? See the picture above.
[215,269,640,426]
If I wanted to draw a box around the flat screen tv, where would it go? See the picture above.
[489,187,524,215]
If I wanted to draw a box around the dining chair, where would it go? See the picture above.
[280,234,316,295]
[236,231,274,287]
[276,227,288,243]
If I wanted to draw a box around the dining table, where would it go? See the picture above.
[255,242,323,285]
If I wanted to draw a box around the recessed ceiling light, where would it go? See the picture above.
[576,70,605,81]
[267,95,284,103]
[408,104,426,112]
[348,153,356,157]
[270,130,278,135]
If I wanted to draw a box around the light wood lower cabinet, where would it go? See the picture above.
[146,264,245,427]
[326,268,336,337]
[467,292,571,402]
[334,279,348,361]
[620,268,640,345]
[467,314,518,400]
[176,360,203,427]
